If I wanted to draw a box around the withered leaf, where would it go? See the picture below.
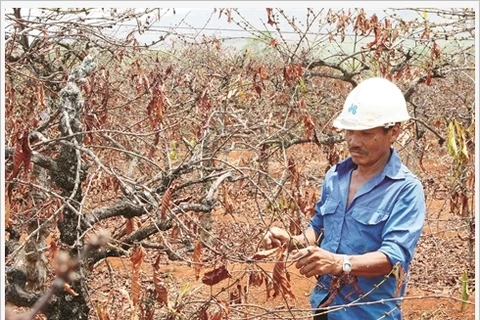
[193,239,203,281]
[272,253,295,300]
[153,254,169,305]
[202,265,231,286]
[248,271,264,287]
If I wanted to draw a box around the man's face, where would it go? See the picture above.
[345,126,400,166]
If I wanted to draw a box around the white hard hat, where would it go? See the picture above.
[333,77,410,130]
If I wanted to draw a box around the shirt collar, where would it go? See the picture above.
[335,147,405,180]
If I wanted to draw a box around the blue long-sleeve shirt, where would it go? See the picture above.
[308,148,426,319]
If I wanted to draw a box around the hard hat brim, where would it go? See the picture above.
[333,116,410,130]
[332,118,378,130]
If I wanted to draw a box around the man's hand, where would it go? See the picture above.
[261,226,290,249]
[291,246,343,278]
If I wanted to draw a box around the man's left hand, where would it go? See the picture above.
[291,246,343,278]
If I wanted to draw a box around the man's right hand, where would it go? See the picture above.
[261,226,290,249]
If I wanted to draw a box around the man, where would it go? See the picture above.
[262,77,426,319]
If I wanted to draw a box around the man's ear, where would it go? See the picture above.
[389,125,401,143]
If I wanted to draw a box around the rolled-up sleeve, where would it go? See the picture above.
[378,179,426,269]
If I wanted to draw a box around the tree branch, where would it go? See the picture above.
[411,117,445,145]
[87,200,146,222]
[5,147,58,172]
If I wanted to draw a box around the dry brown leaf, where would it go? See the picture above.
[125,218,135,235]
[139,304,155,320]
[210,311,223,320]
[265,273,274,300]
[37,82,46,110]
[146,82,166,130]
[253,84,262,95]
[154,281,168,306]
[170,224,179,239]
[131,270,141,306]
[148,132,160,158]
[152,254,169,305]
[160,185,173,219]
[202,265,232,286]
[272,251,295,300]
[431,41,441,60]
[266,8,275,26]
[303,114,315,139]
[229,285,242,304]
[130,245,146,267]
[130,246,145,306]
[21,131,32,174]
[193,239,203,281]
[222,183,234,214]
[48,239,59,268]
[289,214,302,236]
[208,300,230,320]
[5,193,11,227]
[248,271,264,287]
[198,306,209,320]
[9,140,24,180]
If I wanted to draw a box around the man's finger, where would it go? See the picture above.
[260,237,272,249]
[291,248,313,261]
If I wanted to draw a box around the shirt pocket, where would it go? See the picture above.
[319,197,339,215]
[351,208,389,225]
[318,198,340,244]
[350,207,389,251]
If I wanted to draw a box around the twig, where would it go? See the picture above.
[410,116,445,145]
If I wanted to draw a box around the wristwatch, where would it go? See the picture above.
[342,255,352,274]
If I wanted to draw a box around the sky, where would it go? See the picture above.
[1,2,478,44]
[3,4,476,53]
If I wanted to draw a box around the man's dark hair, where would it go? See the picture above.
[383,122,401,135]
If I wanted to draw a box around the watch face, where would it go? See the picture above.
[343,255,352,273]
[344,263,352,272]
